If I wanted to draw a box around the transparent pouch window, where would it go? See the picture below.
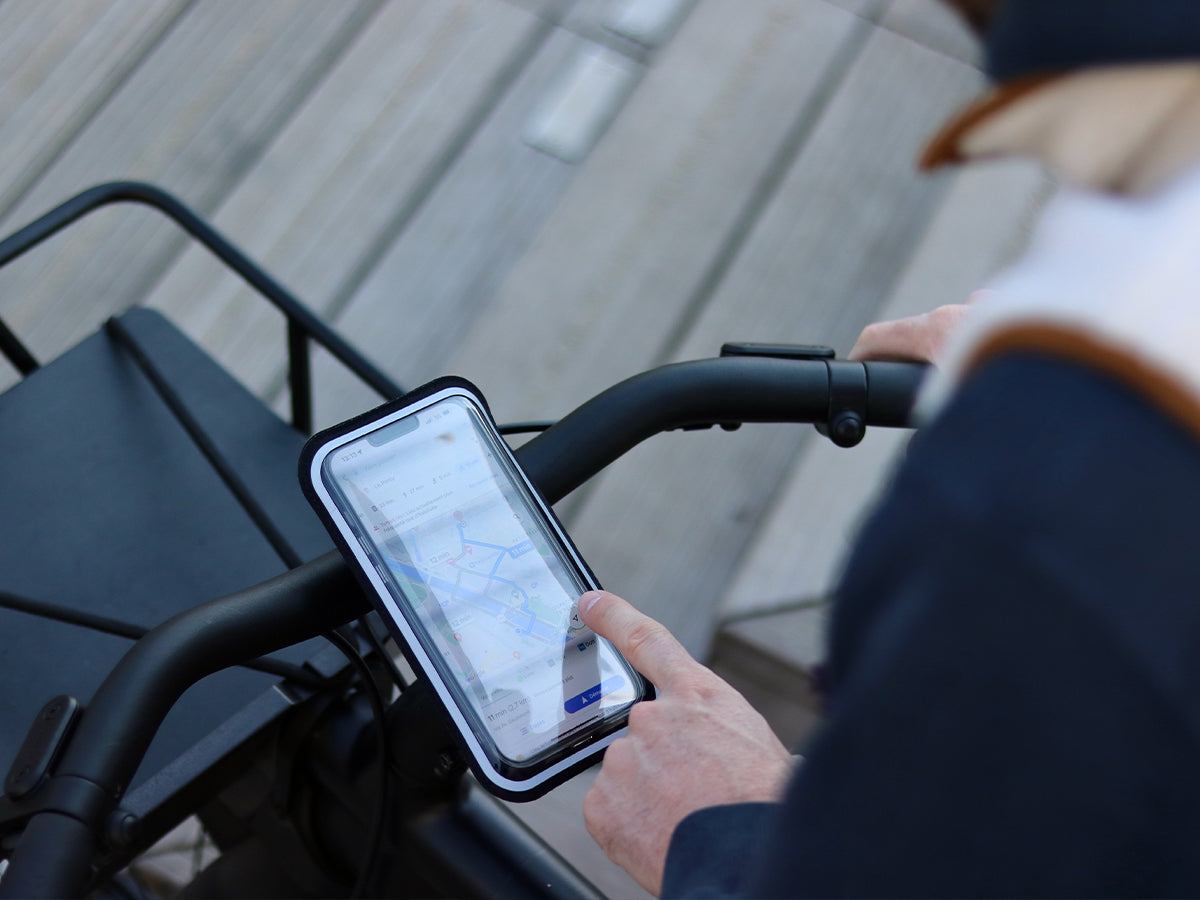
[309,386,644,790]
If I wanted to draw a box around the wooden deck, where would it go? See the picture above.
[0,1,1052,894]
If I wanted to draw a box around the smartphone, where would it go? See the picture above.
[300,377,647,800]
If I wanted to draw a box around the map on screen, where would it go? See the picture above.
[325,395,636,763]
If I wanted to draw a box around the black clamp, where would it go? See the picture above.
[4,696,80,802]
[0,695,137,851]
[719,342,835,362]
[719,343,868,447]
[817,361,868,448]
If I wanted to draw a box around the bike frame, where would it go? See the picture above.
[0,185,925,899]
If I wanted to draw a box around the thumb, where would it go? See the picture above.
[578,590,696,691]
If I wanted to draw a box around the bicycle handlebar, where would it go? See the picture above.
[0,355,925,898]
[520,356,924,500]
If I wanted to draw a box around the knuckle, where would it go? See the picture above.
[857,321,886,343]
[582,781,602,819]
[627,701,653,730]
[582,795,608,843]
[624,619,668,657]
[676,664,721,698]
[604,734,636,769]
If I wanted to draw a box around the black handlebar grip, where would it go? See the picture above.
[863,360,929,428]
[518,357,927,503]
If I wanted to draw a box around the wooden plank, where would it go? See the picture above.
[508,767,652,900]
[521,43,643,164]
[0,0,378,379]
[0,0,190,218]
[302,25,592,428]
[502,0,575,20]
[708,611,824,747]
[717,159,1051,623]
[827,0,890,19]
[438,0,866,426]
[603,0,696,49]
[138,0,547,408]
[563,0,696,53]
[880,0,981,67]
[559,26,986,655]
[306,0,865,429]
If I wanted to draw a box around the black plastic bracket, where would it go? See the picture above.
[818,361,869,448]
[0,181,405,433]
[720,342,835,361]
[0,772,122,841]
[0,695,138,850]
[386,678,466,800]
[718,343,869,447]
[0,694,123,843]
[4,696,79,801]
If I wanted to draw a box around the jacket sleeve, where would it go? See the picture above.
[661,803,778,898]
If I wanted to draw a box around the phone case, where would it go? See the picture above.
[299,376,649,800]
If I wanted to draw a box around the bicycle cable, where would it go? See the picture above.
[322,628,390,899]
[356,614,408,692]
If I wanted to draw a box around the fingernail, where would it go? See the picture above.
[578,591,603,618]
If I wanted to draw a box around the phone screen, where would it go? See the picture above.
[321,394,639,770]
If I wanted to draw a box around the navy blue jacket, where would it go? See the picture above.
[664,354,1200,897]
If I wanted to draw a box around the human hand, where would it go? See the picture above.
[579,590,794,896]
[848,297,980,363]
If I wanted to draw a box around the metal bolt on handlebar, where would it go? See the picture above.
[826,410,866,448]
[104,810,139,852]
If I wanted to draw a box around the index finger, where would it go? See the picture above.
[578,590,696,690]
[847,303,972,364]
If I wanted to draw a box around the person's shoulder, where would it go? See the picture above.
[837,353,1200,738]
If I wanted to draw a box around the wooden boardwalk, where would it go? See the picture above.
[0,1,1052,894]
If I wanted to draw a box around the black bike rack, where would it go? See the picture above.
[0,184,405,896]
[0,181,403,434]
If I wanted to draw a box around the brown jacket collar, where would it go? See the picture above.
[922,64,1200,195]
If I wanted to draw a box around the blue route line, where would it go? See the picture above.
[452,523,532,604]
[386,558,554,642]
[456,522,509,554]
